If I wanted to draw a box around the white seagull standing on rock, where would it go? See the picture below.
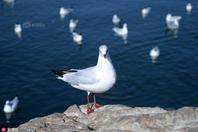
[186,3,192,14]
[150,46,160,63]
[69,19,78,32]
[112,14,121,26]
[59,7,72,19]
[14,24,22,38]
[72,32,83,45]
[52,45,116,114]
[3,97,19,113]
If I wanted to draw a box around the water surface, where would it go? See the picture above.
[0,0,198,127]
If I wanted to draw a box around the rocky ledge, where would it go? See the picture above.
[9,105,198,132]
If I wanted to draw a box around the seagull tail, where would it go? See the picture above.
[52,69,78,77]
[52,69,65,77]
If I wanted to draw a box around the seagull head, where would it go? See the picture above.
[99,45,108,58]
[166,14,172,21]
[5,101,10,105]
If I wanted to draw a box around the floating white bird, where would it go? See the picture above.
[52,45,116,114]
[69,19,78,32]
[113,23,128,36]
[59,7,72,19]
[186,3,192,14]
[142,7,151,18]
[166,14,182,30]
[3,0,15,4]
[113,23,128,43]
[3,97,19,113]
[14,24,22,38]
[112,14,121,25]
[150,46,160,63]
[72,32,83,45]
[166,14,182,23]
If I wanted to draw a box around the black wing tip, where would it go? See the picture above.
[51,69,77,77]
[51,69,57,75]
[51,69,64,77]
[51,69,57,73]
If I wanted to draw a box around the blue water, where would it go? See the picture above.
[0,0,198,128]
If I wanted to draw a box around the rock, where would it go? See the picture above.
[8,105,198,132]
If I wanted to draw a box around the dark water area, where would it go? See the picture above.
[0,0,198,128]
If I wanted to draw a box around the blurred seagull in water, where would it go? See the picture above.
[59,7,72,19]
[186,3,192,14]
[142,7,151,19]
[150,46,160,63]
[113,23,128,36]
[113,23,128,43]
[112,14,121,26]
[14,24,22,38]
[3,97,19,113]
[52,45,116,114]
[69,19,78,32]
[3,0,15,5]
[72,32,83,45]
[166,14,182,31]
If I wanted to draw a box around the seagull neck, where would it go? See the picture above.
[96,54,111,69]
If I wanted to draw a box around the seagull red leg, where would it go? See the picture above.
[87,93,94,114]
[93,93,102,108]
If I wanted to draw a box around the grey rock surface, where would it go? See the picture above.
[9,105,198,132]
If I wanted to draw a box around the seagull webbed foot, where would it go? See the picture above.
[94,103,102,108]
[87,107,94,114]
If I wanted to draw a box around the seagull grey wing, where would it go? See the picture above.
[10,97,19,110]
[10,97,19,104]
[62,67,99,86]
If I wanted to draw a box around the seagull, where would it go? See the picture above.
[150,46,160,63]
[112,14,121,25]
[3,97,19,113]
[72,32,83,45]
[59,7,72,19]
[166,14,182,24]
[52,45,116,114]
[112,23,128,43]
[142,7,151,18]
[186,3,192,14]
[3,0,15,4]
[113,23,128,36]
[69,19,79,32]
[14,24,22,38]
[166,14,182,30]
